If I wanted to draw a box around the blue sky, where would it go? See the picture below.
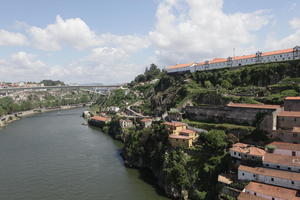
[0,0,299,83]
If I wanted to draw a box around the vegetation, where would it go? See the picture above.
[40,80,65,86]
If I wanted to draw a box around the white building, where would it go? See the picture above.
[238,181,300,200]
[230,143,266,161]
[238,165,300,190]
[268,142,300,157]
[263,153,300,172]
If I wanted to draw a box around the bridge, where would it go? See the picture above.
[0,85,122,93]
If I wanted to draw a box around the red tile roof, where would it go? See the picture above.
[234,54,256,61]
[227,103,281,110]
[141,118,152,122]
[277,111,300,117]
[166,63,194,70]
[163,121,187,127]
[91,116,110,122]
[268,141,300,151]
[262,48,293,56]
[285,97,300,100]
[169,134,192,140]
[263,153,300,167]
[244,181,300,200]
[230,143,265,157]
[209,58,227,64]
[237,192,267,200]
[239,165,300,181]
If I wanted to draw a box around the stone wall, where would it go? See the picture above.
[284,100,300,111]
[277,116,300,130]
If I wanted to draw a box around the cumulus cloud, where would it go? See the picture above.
[0,30,28,46]
[266,18,300,49]
[28,15,102,51]
[149,0,271,65]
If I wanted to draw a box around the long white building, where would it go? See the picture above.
[166,46,300,73]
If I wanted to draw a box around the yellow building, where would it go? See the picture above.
[169,134,194,148]
[163,121,187,135]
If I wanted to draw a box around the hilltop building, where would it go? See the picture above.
[166,46,300,73]
[88,116,111,128]
[229,143,265,162]
[140,118,153,128]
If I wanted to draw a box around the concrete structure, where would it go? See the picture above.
[267,142,300,157]
[238,165,300,190]
[238,181,300,200]
[230,143,265,161]
[119,119,134,129]
[184,103,282,131]
[284,97,300,111]
[163,121,187,135]
[263,153,300,172]
[166,46,300,73]
[140,118,152,128]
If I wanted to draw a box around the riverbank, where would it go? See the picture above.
[0,104,87,128]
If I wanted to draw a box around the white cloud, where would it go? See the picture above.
[266,18,300,49]
[28,15,102,51]
[0,30,28,46]
[149,0,271,65]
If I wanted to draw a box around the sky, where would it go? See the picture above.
[0,0,300,84]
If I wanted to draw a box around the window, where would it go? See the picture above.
[293,133,297,138]
[266,164,269,167]
[252,156,254,159]
[272,198,275,200]
[242,173,245,176]
[271,178,274,181]
[288,167,291,171]
[292,181,295,184]
[234,152,236,155]
[277,165,280,169]
[295,118,297,122]
[253,174,256,178]
[292,151,296,156]
[254,192,256,196]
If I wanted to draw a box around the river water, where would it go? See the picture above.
[0,108,168,200]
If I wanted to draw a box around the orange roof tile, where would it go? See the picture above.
[239,165,300,181]
[234,54,256,60]
[141,118,152,122]
[169,134,192,140]
[227,103,281,110]
[263,153,300,167]
[277,111,300,117]
[285,97,300,100]
[163,121,187,127]
[209,58,227,64]
[244,182,300,200]
[196,61,206,66]
[91,116,110,122]
[230,143,265,157]
[166,63,194,70]
[268,141,300,151]
[262,48,293,56]
[237,192,267,200]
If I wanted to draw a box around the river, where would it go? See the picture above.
[0,108,168,200]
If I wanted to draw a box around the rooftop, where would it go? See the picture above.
[234,54,256,60]
[230,143,266,157]
[245,181,300,200]
[209,58,227,64]
[285,97,300,100]
[91,116,110,122]
[180,129,196,135]
[239,165,300,181]
[141,118,152,122]
[263,153,300,167]
[237,192,267,200]
[166,63,194,70]
[163,121,187,127]
[268,141,300,152]
[262,48,293,56]
[169,134,192,140]
[277,111,300,117]
[227,103,281,110]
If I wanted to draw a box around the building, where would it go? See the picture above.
[263,153,300,172]
[284,97,300,111]
[238,165,300,190]
[230,143,266,161]
[165,46,300,74]
[269,127,300,143]
[88,116,111,128]
[163,121,187,135]
[267,142,300,156]
[167,108,183,121]
[237,192,266,200]
[238,181,300,200]
[119,119,134,129]
[277,111,300,130]
[168,128,198,148]
[140,118,152,128]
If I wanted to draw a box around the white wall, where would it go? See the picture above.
[263,161,300,172]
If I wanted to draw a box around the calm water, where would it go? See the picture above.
[0,108,168,200]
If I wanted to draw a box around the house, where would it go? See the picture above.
[119,119,134,129]
[277,111,300,130]
[88,116,111,128]
[267,142,300,156]
[230,143,266,161]
[168,129,198,148]
[238,165,300,190]
[238,181,300,200]
[140,118,152,128]
[263,153,300,172]
[167,108,183,121]
[284,97,300,111]
[163,121,187,135]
